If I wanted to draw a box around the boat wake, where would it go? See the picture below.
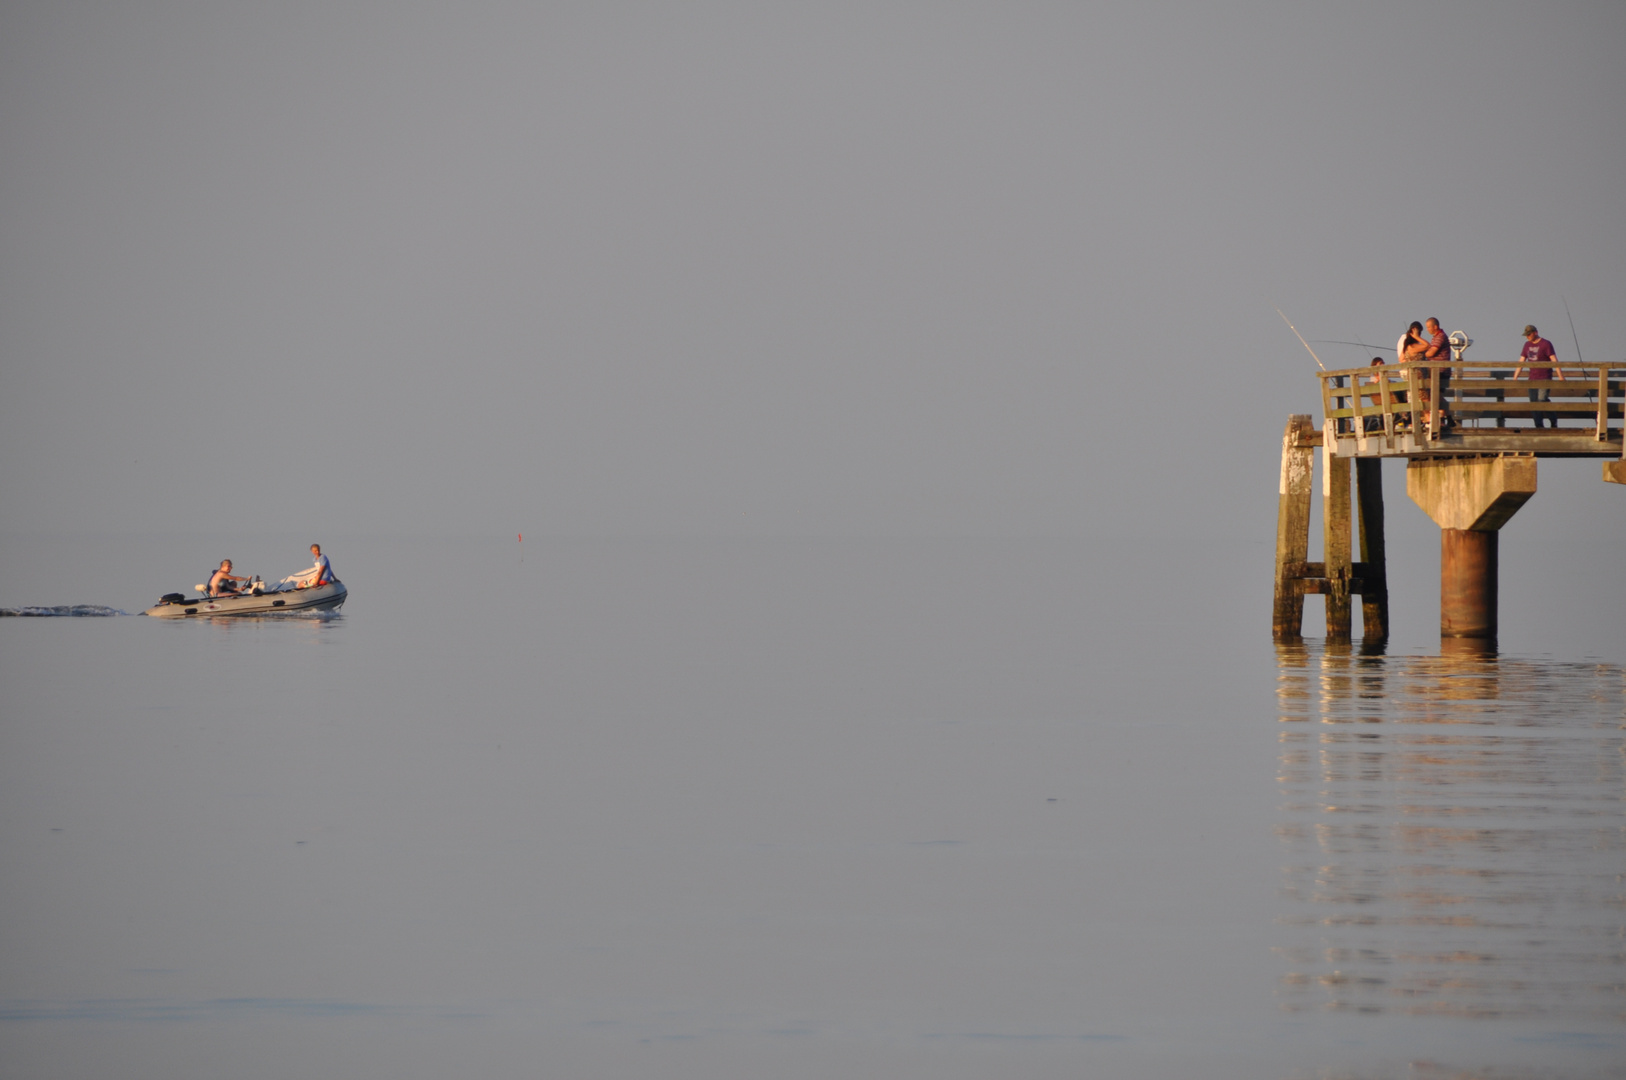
[0,604,131,617]
[190,606,344,621]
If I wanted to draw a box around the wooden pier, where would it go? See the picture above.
[1274,361,1626,643]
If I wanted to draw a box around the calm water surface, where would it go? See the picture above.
[0,535,1621,1078]
[1275,643,1626,1028]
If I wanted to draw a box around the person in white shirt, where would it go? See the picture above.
[303,544,335,588]
[287,544,338,590]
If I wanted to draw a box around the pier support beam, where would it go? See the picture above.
[1272,416,1388,643]
[1323,447,1353,642]
[1273,416,1315,640]
[1355,458,1388,642]
[1407,456,1537,639]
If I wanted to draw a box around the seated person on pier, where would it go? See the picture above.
[207,560,248,597]
[1365,353,1412,431]
[1512,324,1564,429]
[1362,358,1392,431]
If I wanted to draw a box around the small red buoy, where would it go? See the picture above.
[518,533,522,542]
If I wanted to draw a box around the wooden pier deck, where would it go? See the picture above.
[1318,360,1626,461]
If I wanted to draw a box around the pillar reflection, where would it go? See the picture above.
[1273,642,1626,1019]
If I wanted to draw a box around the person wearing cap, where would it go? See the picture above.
[1511,325,1564,429]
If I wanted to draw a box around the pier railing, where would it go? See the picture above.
[1317,361,1625,456]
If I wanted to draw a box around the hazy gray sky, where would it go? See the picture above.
[3,1,1623,539]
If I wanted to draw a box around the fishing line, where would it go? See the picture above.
[1314,339,1395,354]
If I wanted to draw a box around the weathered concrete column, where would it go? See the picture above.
[1439,529,1498,637]
[1407,456,1537,639]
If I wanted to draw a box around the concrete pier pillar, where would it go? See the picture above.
[1440,529,1498,638]
[1407,456,1536,640]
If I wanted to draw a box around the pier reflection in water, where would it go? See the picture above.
[1274,642,1626,1021]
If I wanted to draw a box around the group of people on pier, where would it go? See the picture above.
[1361,323,1569,432]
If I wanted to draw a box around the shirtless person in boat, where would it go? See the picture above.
[207,560,250,597]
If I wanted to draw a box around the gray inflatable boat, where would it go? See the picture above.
[144,580,348,618]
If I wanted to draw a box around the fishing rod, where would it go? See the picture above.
[1563,296,1587,378]
[1275,306,1326,370]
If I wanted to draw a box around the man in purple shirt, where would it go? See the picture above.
[1512,324,1564,429]
[1419,316,1453,428]
[1423,318,1449,362]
